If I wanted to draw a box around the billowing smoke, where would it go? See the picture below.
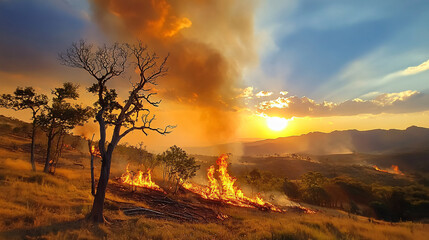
[89,0,257,142]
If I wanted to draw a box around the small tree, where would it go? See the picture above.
[246,169,262,195]
[38,82,93,173]
[300,172,330,206]
[0,87,48,171]
[159,145,200,192]
[59,40,174,222]
[283,178,300,199]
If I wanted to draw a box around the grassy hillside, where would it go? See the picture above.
[1,157,428,239]
[0,130,428,239]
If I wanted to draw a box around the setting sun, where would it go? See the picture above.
[266,116,288,131]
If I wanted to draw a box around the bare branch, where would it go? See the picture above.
[119,110,176,140]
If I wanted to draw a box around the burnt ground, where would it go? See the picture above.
[106,180,313,223]
[106,180,228,223]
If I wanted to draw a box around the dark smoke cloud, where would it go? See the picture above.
[89,0,257,141]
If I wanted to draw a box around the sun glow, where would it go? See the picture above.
[266,116,288,131]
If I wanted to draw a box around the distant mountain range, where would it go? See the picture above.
[187,126,429,156]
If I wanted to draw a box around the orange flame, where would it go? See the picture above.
[182,154,281,212]
[121,165,164,192]
[373,165,389,173]
[391,165,404,175]
[90,145,102,158]
[373,165,404,175]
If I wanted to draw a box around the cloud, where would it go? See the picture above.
[374,90,419,105]
[255,91,273,98]
[238,86,254,99]
[259,97,290,110]
[397,59,429,76]
[280,91,288,96]
[256,90,429,118]
[377,58,429,84]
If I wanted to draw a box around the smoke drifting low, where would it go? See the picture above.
[89,0,257,143]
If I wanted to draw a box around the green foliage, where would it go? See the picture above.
[281,171,429,221]
[159,145,200,185]
[299,172,330,206]
[243,168,284,194]
[38,82,93,133]
[0,87,48,115]
[301,172,326,189]
[245,169,261,193]
[247,169,261,185]
[283,178,300,199]
[0,87,48,134]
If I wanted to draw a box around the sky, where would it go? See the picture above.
[1,0,429,151]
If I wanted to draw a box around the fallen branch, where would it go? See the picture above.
[123,207,165,216]
[73,162,85,168]
[122,207,198,221]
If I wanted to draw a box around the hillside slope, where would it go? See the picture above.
[0,140,428,239]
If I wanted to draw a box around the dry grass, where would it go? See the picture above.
[0,144,428,239]
[0,159,93,232]
[25,210,427,240]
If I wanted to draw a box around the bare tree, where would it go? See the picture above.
[0,87,48,171]
[59,40,174,222]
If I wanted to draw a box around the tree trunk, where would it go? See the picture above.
[87,147,113,223]
[43,128,54,173]
[30,119,37,171]
[87,136,96,196]
[50,134,64,174]
[90,154,95,196]
[174,178,179,194]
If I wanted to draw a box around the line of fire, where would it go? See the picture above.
[89,149,316,221]
[87,141,415,221]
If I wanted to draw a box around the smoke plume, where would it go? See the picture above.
[89,0,257,142]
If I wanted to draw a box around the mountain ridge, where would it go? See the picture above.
[187,126,429,156]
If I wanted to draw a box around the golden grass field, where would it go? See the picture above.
[0,143,428,240]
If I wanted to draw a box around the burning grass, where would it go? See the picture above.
[120,165,164,193]
[182,154,284,212]
[117,154,294,213]
[373,165,405,175]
